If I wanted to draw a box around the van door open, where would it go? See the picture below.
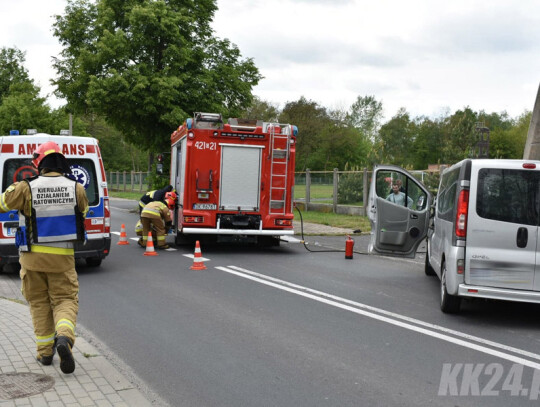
[368,165,433,258]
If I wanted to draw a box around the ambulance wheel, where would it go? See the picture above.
[85,257,102,267]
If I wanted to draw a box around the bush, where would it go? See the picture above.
[338,172,363,204]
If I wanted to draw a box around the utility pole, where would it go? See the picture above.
[523,83,540,159]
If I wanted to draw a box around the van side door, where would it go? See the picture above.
[368,165,433,258]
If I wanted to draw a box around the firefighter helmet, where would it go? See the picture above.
[165,191,177,201]
[165,197,176,210]
[32,141,63,169]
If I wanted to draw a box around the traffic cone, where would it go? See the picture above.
[117,223,130,245]
[143,232,158,256]
[190,240,207,270]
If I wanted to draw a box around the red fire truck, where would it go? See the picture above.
[170,112,297,245]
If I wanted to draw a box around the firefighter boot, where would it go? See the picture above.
[56,336,75,374]
[36,351,54,366]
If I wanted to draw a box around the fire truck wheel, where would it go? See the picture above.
[85,257,102,267]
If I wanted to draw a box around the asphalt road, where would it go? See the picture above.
[76,199,540,406]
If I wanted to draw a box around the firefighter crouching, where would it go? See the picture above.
[0,142,89,374]
[138,192,177,249]
[138,184,174,213]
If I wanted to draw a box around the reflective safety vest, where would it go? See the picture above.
[18,175,85,252]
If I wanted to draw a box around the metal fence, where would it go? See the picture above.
[107,171,151,192]
[107,168,441,215]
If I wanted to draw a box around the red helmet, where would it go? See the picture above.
[165,191,177,201]
[165,198,176,210]
[32,141,63,168]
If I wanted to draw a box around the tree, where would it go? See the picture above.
[375,108,413,166]
[52,0,261,155]
[411,117,444,169]
[239,97,280,122]
[0,47,31,101]
[0,82,54,134]
[490,111,531,159]
[279,97,333,171]
[441,107,478,163]
[346,95,383,140]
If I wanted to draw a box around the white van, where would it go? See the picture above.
[0,133,111,268]
[369,160,540,313]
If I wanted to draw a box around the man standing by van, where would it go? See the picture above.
[0,142,88,374]
[387,181,413,207]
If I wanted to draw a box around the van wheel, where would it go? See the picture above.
[425,246,436,276]
[440,262,461,313]
[85,257,102,267]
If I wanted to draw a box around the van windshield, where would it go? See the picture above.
[2,158,99,206]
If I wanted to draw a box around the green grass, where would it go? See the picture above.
[108,191,371,232]
[294,184,333,199]
[294,209,370,232]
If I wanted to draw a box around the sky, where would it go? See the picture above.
[1,0,539,121]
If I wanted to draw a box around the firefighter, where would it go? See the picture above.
[135,191,177,239]
[0,141,89,374]
[138,185,174,213]
[138,194,176,249]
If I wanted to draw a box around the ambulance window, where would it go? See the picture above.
[1,158,99,207]
[2,159,39,191]
[66,158,99,206]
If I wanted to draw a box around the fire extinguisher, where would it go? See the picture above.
[345,235,354,259]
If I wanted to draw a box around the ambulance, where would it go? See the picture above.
[170,112,297,245]
[0,132,111,268]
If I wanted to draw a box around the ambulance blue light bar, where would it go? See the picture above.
[9,130,19,135]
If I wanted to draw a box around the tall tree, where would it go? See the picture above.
[239,97,280,122]
[52,0,261,154]
[346,95,383,140]
[441,107,478,163]
[375,108,413,166]
[0,47,31,102]
[279,97,332,171]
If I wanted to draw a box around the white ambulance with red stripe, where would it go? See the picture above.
[0,132,111,268]
[170,113,297,245]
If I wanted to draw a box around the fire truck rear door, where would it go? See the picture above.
[220,144,262,211]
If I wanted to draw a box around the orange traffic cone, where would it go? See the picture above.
[143,232,158,256]
[117,223,130,245]
[190,240,207,270]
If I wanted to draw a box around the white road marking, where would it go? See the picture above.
[111,231,120,236]
[215,265,540,370]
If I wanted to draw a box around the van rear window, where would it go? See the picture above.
[2,158,99,206]
[477,168,539,226]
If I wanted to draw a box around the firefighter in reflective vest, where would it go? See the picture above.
[0,141,89,374]
[138,184,174,213]
[139,195,176,249]
[135,191,177,238]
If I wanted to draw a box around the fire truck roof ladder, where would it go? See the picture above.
[268,123,291,215]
